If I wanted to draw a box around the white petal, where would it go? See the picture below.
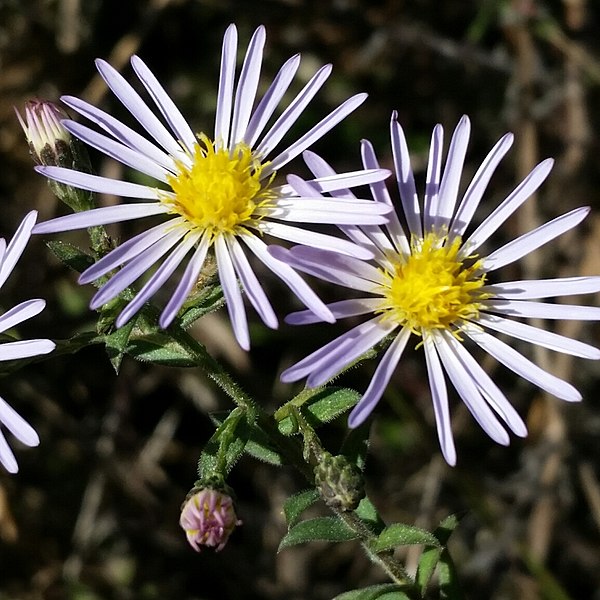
[215,24,238,148]
[483,207,590,271]
[423,334,456,466]
[0,299,46,334]
[0,211,36,288]
[423,124,443,232]
[0,396,39,446]
[230,26,266,146]
[285,298,382,325]
[227,236,278,329]
[390,113,422,238]
[215,235,249,350]
[476,312,600,359]
[433,331,510,445]
[348,327,411,427]
[35,166,164,200]
[33,202,169,234]
[484,299,600,321]
[436,115,470,229]
[450,132,514,240]
[465,324,581,402]
[484,276,600,299]
[460,158,554,257]
[0,433,18,473]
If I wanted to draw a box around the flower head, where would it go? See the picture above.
[32,24,390,349]
[275,114,600,465]
[179,487,241,552]
[0,211,55,473]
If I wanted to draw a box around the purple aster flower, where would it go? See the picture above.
[0,211,55,472]
[275,114,600,465]
[32,24,391,350]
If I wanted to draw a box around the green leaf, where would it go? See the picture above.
[278,516,358,551]
[371,523,441,553]
[178,283,225,329]
[124,331,200,367]
[354,497,386,534]
[278,387,360,435]
[283,489,320,529]
[438,549,465,600]
[332,584,412,600]
[46,240,95,273]
[103,317,137,373]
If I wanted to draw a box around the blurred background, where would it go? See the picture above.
[0,0,600,598]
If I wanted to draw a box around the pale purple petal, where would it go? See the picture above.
[390,114,422,238]
[0,396,39,446]
[130,55,197,154]
[62,120,170,182]
[464,324,581,402]
[229,26,266,146]
[95,59,186,160]
[241,234,334,323]
[285,298,383,325]
[423,334,456,466]
[33,202,169,234]
[244,54,301,148]
[79,219,185,283]
[483,299,600,321]
[348,327,411,427]
[160,233,211,328]
[0,434,18,473]
[255,64,332,160]
[35,166,166,200]
[459,158,554,257]
[90,229,183,309]
[475,312,600,360]
[449,132,514,240]
[482,207,590,271]
[0,339,55,361]
[115,234,199,328]
[215,234,249,350]
[301,150,353,196]
[264,93,368,176]
[433,331,510,445]
[227,236,278,329]
[61,95,177,171]
[0,299,46,334]
[436,115,470,230]
[423,124,443,232]
[484,276,600,299]
[215,24,238,148]
[0,211,36,288]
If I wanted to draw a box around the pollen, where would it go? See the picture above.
[164,134,276,238]
[377,233,487,335]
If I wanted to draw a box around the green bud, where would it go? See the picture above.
[314,452,365,511]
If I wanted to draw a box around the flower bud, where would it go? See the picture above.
[179,487,241,552]
[314,453,365,511]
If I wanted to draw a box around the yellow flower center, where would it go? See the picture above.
[378,233,487,335]
[164,134,276,238]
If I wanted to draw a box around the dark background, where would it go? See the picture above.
[0,1,599,598]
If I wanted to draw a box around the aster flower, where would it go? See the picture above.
[32,24,391,350]
[0,211,55,473]
[274,114,600,465]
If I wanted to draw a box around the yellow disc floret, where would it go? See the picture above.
[378,233,487,335]
[164,134,276,238]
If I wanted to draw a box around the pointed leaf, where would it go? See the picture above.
[438,549,465,600]
[354,497,386,534]
[371,523,441,553]
[278,516,358,551]
[178,282,225,329]
[46,240,95,273]
[333,584,412,600]
[103,317,137,373]
[283,489,320,528]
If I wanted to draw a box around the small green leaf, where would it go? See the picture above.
[371,523,441,553]
[438,549,465,600]
[103,318,137,373]
[332,584,412,600]
[125,332,200,367]
[354,497,386,534]
[278,516,358,551]
[283,489,320,528]
[46,240,95,273]
[278,387,360,435]
[178,283,225,329]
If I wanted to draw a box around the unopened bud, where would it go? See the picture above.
[180,487,241,552]
[314,453,365,511]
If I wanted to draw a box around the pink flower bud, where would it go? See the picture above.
[179,488,241,552]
